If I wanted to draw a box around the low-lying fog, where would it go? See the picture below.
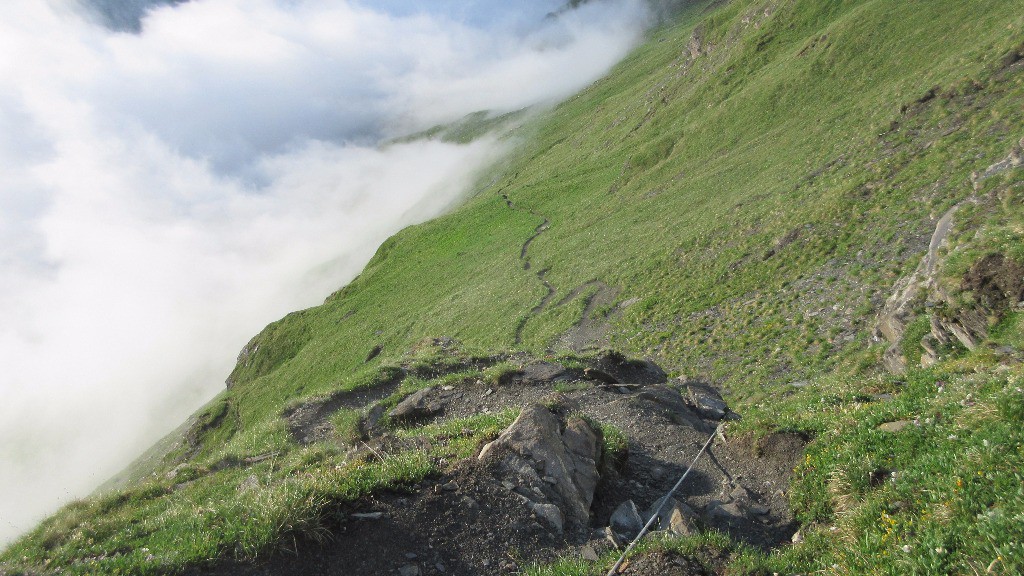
[0,0,652,545]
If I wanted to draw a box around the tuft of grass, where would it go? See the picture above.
[394,410,518,462]
[330,409,363,446]
[522,557,591,576]
[524,529,738,576]
[596,421,630,474]
[900,314,933,367]
[0,449,436,575]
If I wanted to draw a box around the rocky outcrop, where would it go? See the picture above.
[704,480,771,525]
[971,137,1024,186]
[874,204,959,373]
[604,495,699,544]
[930,304,989,353]
[478,405,601,531]
[924,252,1024,360]
[876,137,1023,372]
[686,24,705,60]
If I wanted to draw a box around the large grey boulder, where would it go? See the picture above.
[478,405,600,528]
[685,381,728,420]
[609,500,644,540]
[389,388,441,421]
[645,496,698,536]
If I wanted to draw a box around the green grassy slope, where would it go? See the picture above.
[4,0,1024,573]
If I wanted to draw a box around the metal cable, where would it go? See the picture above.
[605,422,723,576]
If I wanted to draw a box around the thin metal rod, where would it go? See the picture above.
[605,422,722,576]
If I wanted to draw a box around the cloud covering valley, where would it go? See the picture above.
[0,0,652,545]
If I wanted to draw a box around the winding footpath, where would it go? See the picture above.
[501,192,557,344]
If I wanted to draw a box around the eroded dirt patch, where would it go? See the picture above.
[283,373,404,444]
[183,464,573,576]
[962,252,1024,313]
[553,281,622,352]
[615,550,717,576]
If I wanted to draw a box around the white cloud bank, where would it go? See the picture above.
[0,0,652,546]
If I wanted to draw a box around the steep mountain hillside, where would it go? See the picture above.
[4,0,1024,574]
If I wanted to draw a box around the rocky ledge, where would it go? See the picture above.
[187,349,806,576]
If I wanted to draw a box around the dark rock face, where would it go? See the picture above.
[635,385,706,429]
[584,367,619,384]
[962,253,1024,314]
[594,351,668,385]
